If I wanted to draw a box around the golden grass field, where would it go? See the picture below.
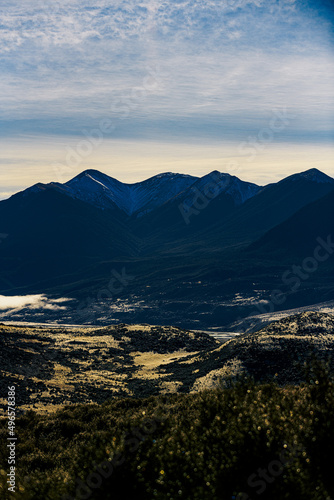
[1,311,333,416]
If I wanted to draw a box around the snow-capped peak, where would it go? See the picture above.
[63,170,198,215]
[43,169,262,215]
[18,167,331,217]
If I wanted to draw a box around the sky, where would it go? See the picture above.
[0,0,333,198]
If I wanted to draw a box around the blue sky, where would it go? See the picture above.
[0,0,333,196]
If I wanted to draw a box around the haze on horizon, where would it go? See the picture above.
[0,0,333,199]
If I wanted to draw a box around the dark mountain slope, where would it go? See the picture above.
[132,171,261,251]
[0,168,333,326]
[0,188,138,291]
[249,188,334,259]
[194,168,334,248]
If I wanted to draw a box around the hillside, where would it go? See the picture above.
[183,312,334,389]
[0,362,333,500]
[1,312,334,499]
[0,323,220,415]
[1,312,334,416]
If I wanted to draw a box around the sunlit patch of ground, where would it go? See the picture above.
[124,324,152,332]
[1,312,332,416]
[131,350,199,379]
[0,323,220,415]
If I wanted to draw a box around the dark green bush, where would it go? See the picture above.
[0,361,333,500]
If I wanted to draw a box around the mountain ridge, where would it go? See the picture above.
[8,168,265,217]
[7,168,334,221]
[0,167,333,329]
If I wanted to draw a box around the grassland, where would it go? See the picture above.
[1,312,334,499]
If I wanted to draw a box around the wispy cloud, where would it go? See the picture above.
[0,0,333,186]
[0,294,71,311]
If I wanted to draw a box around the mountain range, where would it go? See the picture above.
[0,167,333,328]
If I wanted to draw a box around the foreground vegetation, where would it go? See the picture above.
[0,361,333,500]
